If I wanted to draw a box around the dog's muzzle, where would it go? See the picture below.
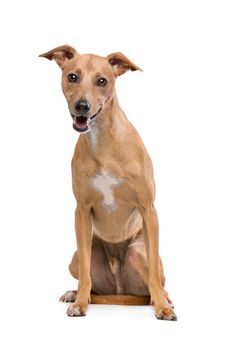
[71,107,102,133]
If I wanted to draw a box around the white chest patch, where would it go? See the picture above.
[89,124,98,151]
[91,172,121,210]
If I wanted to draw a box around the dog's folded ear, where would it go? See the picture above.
[39,45,78,69]
[107,52,142,77]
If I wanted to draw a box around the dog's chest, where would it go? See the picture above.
[91,171,122,211]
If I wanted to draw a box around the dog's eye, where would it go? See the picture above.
[96,77,107,87]
[68,73,78,83]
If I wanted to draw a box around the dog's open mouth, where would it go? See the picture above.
[72,115,89,132]
[71,108,102,133]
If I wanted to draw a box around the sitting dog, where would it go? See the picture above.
[40,45,177,320]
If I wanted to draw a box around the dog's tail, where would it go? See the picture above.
[90,294,150,306]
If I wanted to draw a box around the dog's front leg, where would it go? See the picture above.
[142,205,177,320]
[67,206,92,317]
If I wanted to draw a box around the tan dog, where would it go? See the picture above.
[40,45,177,320]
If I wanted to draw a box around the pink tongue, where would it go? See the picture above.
[75,116,87,128]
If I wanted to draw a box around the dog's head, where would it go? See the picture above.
[39,45,142,133]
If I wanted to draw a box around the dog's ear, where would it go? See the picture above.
[39,45,78,69]
[107,52,142,76]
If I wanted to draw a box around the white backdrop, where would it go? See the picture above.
[0,0,233,349]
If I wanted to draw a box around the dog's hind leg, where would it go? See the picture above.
[59,251,79,302]
[60,236,117,303]
[124,233,174,306]
[69,250,79,279]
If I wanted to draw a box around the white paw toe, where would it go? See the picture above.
[67,305,85,317]
[59,290,77,303]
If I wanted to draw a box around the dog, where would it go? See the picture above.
[39,45,177,320]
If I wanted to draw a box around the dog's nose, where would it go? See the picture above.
[75,99,91,114]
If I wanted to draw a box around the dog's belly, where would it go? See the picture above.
[92,205,143,243]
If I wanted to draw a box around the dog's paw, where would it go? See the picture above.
[67,303,87,317]
[155,306,177,321]
[150,287,177,320]
[59,290,77,303]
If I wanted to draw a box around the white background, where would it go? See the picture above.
[0,0,233,349]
